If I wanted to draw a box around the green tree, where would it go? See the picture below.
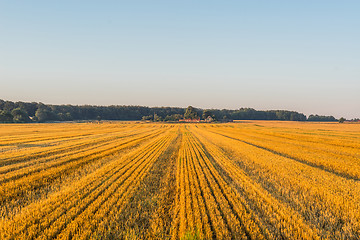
[184,106,198,119]
[11,108,29,123]
[202,110,213,120]
[339,117,346,123]
[164,114,183,122]
[0,110,14,122]
[153,113,162,122]
[142,115,152,121]
[65,112,73,121]
[35,108,50,122]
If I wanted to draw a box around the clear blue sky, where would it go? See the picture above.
[1,1,359,118]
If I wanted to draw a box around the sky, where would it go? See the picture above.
[1,1,359,119]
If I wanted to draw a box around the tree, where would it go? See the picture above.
[202,110,213,120]
[339,117,346,123]
[3,101,15,111]
[35,108,50,122]
[142,115,153,121]
[0,110,14,123]
[153,113,162,122]
[65,112,73,121]
[11,108,30,123]
[307,114,337,122]
[164,114,183,122]
[184,106,198,119]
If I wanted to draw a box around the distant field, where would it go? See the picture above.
[0,121,359,239]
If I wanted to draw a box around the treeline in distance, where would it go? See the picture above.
[0,99,338,123]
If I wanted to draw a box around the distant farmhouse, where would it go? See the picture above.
[179,118,201,123]
[205,116,214,122]
[179,116,214,123]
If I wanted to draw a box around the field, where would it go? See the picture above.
[0,121,360,239]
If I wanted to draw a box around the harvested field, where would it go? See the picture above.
[0,121,359,239]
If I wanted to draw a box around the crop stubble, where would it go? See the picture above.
[0,121,359,239]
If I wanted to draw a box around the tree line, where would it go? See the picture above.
[0,99,340,123]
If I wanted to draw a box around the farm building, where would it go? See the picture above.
[179,118,201,123]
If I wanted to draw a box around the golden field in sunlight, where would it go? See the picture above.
[0,121,359,239]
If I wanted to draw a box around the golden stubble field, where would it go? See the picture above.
[0,121,359,239]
